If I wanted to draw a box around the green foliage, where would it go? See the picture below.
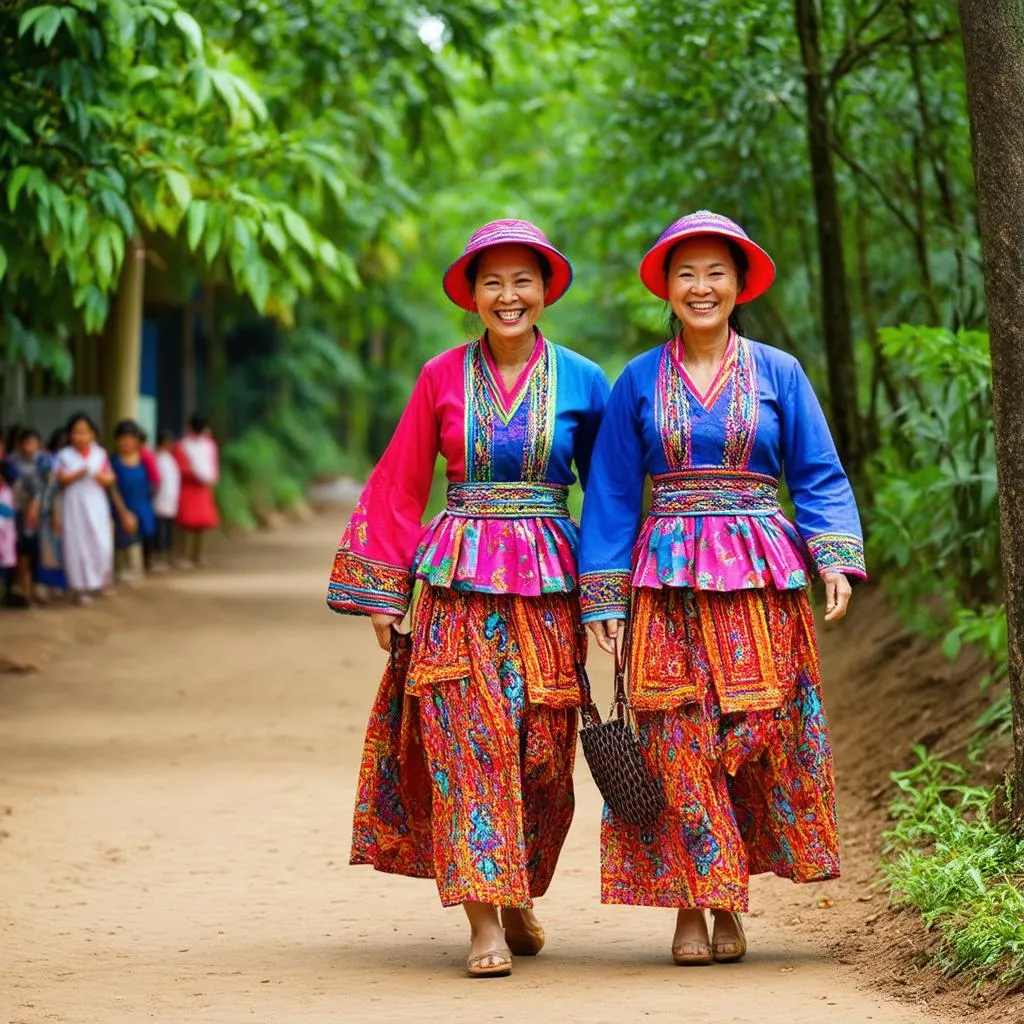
[866,326,998,631]
[881,749,1024,988]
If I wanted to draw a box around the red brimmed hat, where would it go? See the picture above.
[638,210,776,303]
[442,219,573,311]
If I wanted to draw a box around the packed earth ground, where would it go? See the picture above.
[1,510,1020,1024]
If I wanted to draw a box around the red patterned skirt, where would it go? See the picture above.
[601,586,839,910]
[349,585,580,908]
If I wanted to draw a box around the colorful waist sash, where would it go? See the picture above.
[650,469,780,518]
[445,481,570,520]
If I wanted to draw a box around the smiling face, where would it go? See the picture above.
[666,236,741,337]
[471,244,547,346]
[69,417,95,452]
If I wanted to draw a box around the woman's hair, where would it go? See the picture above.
[66,411,99,437]
[47,428,68,452]
[158,428,176,447]
[187,413,208,434]
[464,247,553,293]
[114,418,141,439]
[663,236,749,338]
[17,427,41,447]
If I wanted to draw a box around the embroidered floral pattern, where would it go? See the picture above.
[601,587,839,910]
[655,334,760,472]
[464,337,557,482]
[350,588,580,908]
[579,569,632,621]
[655,343,691,470]
[649,469,780,516]
[328,551,412,616]
[445,481,570,519]
[805,532,867,578]
[721,335,759,469]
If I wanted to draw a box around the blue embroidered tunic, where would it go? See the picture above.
[578,333,866,621]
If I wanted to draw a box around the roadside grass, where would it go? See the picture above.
[880,746,1024,988]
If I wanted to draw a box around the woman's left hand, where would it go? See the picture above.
[822,571,852,622]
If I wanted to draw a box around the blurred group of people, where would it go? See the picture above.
[0,413,220,609]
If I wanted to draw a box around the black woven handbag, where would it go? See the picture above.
[577,627,666,827]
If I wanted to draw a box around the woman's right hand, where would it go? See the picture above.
[587,618,620,655]
[370,612,403,651]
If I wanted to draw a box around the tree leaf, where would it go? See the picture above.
[34,7,67,47]
[262,219,287,254]
[171,10,204,53]
[0,244,7,284]
[282,208,315,256]
[164,168,192,211]
[186,200,207,251]
[17,5,54,38]
[941,629,963,661]
[6,166,31,212]
[231,75,268,121]
[208,69,241,123]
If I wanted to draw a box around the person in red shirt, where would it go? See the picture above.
[174,415,219,567]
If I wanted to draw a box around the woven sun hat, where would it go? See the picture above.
[442,218,574,311]
[638,210,776,304]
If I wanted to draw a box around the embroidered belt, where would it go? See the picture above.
[446,481,570,519]
[650,469,780,517]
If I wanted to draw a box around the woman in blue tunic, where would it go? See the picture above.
[110,419,157,576]
[578,211,866,965]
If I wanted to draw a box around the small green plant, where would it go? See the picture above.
[881,748,1024,988]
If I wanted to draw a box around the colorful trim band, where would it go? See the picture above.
[579,570,631,622]
[446,481,570,519]
[649,469,780,517]
[327,552,412,616]
[805,532,867,579]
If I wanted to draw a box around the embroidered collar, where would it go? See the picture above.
[670,330,738,412]
[479,330,546,425]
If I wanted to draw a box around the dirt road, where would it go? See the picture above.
[0,515,948,1024]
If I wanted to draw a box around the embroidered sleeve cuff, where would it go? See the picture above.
[326,550,412,617]
[578,570,632,622]
[805,533,867,580]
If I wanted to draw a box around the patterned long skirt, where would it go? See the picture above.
[601,586,839,911]
[349,586,580,908]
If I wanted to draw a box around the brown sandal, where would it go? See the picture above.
[466,947,513,978]
[672,940,714,966]
[712,912,747,963]
[672,910,713,966]
[501,909,546,957]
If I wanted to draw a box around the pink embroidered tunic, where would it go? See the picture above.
[578,333,866,620]
[327,333,610,617]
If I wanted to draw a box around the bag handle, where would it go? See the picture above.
[575,622,603,728]
[612,624,630,721]
[389,625,412,671]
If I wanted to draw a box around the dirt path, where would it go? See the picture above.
[0,514,952,1024]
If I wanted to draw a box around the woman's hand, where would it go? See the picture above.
[370,612,403,651]
[822,571,852,622]
[120,510,139,536]
[587,618,620,655]
[57,468,87,487]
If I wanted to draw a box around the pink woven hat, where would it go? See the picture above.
[638,210,776,304]
[443,219,573,311]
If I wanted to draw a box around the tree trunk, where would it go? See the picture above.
[958,0,1024,827]
[102,238,145,440]
[794,0,864,475]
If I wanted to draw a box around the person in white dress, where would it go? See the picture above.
[54,413,118,604]
[153,429,181,569]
